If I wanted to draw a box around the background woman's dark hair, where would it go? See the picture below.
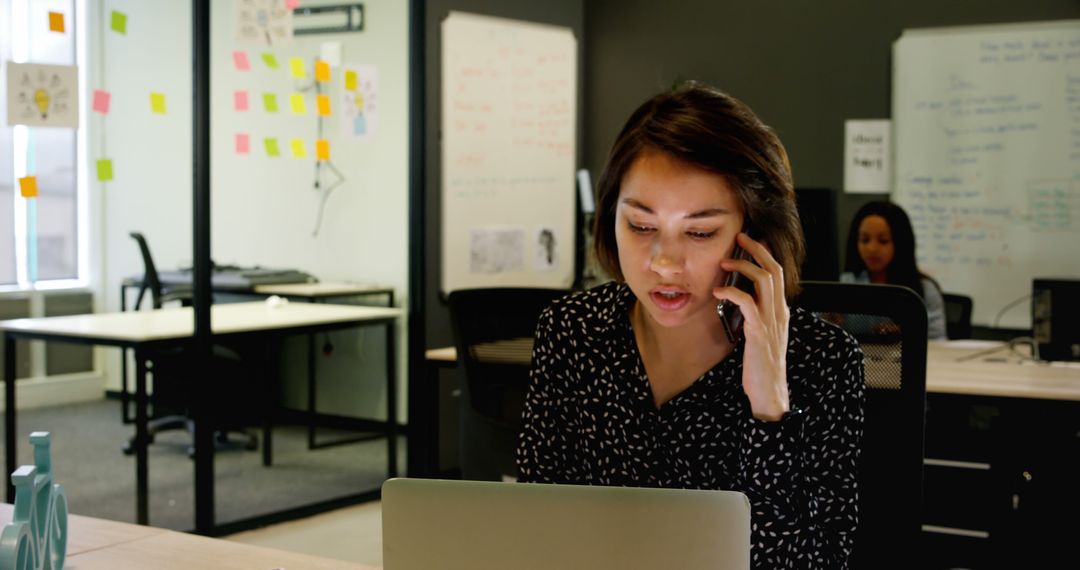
[844,200,930,299]
[592,81,805,300]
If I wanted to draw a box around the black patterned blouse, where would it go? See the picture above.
[517,281,865,569]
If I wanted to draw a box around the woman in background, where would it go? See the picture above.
[841,200,947,340]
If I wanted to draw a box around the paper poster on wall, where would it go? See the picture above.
[341,64,377,139]
[235,0,293,46]
[6,62,79,128]
[534,227,560,271]
[470,227,524,274]
[843,119,891,193]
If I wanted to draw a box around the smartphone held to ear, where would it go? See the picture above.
[716,244,757,344]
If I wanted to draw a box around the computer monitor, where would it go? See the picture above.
[1032,278,1080,361]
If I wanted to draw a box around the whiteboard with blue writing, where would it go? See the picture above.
[892,20,1080,328]
[441,12,577,294]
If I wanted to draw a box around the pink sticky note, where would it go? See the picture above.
[234,90,249,112]
[236,133,250,155]
[286,0,300,9]
[233,51,251,71]
[92,89,111,114]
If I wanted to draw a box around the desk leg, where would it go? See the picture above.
[306,332,317,449]
[120,286,131,424]
[386,322,397,478]
[134,347,149,525]
[4,335,16,503]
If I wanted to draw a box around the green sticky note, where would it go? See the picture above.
[263,93,278,113]
[97,159,114,181]
[262,52,279,69]
[111,10,127,34]
[150,93,166,114]
[264,138,280,157]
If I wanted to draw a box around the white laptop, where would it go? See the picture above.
[381,478,750,570]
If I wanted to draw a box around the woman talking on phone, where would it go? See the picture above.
[517,82,865,569]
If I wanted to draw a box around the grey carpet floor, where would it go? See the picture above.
[2,399,398,531]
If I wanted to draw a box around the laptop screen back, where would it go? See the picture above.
[382,478,750,570]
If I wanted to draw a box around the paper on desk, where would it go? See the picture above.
[940,340,1003,350]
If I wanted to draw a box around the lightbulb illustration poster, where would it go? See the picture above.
[6,62,79,128]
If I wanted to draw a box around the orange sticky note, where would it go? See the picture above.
[19,176,38,198]
[344,70,357,91]
[48,12,65,33]
[316,139,329,161]
[315,60,330,82]
[150,93,166,114]
[316,94,331,116]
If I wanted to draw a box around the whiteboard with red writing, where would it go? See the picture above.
[441,11,577,294]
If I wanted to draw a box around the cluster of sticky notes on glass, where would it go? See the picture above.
[18,176,38,198]
[252,137,330,161]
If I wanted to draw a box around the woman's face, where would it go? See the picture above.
[615,150,744,330]
[857,214,895,275]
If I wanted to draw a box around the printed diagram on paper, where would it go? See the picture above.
[341,64,378,139]
[235,0,293,46]
[5,62,79,128]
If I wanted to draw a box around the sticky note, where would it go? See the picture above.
[264,138,281,157]
[18,176,38,198]
[261,52,279,69]
[233,51,251,71]
[286,0,301,9]
[236,133,250,155]
[97,159,114,181]
[289,57,306,79]
[289,93,306,115]
[234,90,249,112]
[315,60,330,82]
[150,93,166,114]
[111,10,127,34]
[48,12,64,33]
[92,89,111,114]
[344,70,357,91]
[263,93,279,113]
[290,138,307,158]
[316,94,331,116]
[316,139,329,161]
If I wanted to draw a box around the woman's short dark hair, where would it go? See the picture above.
[844,200,928,299]
[592,81,805,300]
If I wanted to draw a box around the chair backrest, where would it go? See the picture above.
[130,232,164,309]
[795,281,928,569]
[447,287,567,480]
[942,292,973,340]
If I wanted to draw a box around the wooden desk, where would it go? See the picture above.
[0,302,403,531]
[926,340,1080,401]
[0,503,377,569]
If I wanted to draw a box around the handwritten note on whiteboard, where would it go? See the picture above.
[441,11,577,293]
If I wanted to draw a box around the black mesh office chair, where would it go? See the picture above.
[795,281,928,570]
[447,287,568,481]
[123,232,258,456]
[942,293,973,340]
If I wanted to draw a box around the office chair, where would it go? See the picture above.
[942,293,974,340]
[795,281,928,570]
[123,232,258,456]
[447,287,568,481]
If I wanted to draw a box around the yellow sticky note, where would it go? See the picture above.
[290,139,307,158]
[97,159,114,181]
[19,176,38,198]
[290,93,307,115]
[316,94,331,116]
[48,12,65,33]
[316,139,329,161]
[150,93,166,114]
[263,93,279,113]
[344,70,357,91]
[315,60,330,82]
[289,57,306,79]
[264,138,281,157]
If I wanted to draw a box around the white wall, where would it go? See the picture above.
[91,0,410,420]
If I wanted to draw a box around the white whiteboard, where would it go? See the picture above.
[892,20,1080,328]
[441,12,577,294]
